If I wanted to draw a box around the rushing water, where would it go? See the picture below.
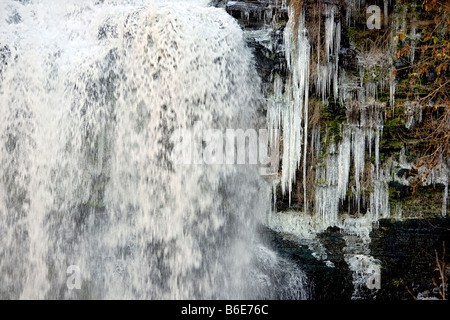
[0,0,309,299]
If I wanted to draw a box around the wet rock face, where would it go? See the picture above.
[222,1,289,85]
[225,0,289,27]
[220,0,450,300]
[245,27,287,85]
[258,225,354,300]
[220,0,448,217]
[338,47,358,71]
[259,218,450,300]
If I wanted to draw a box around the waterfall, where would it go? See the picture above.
[0,0,308,299]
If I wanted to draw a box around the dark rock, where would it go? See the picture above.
[258,224,354,300]
[370,217,450,300]
[225,1,288,28]
[339,47,359,71]
[218,1,289,87]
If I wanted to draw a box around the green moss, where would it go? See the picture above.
[328,120,343,144]
[318,100,347,147]
[377,90,391,103]
[347,27,357,43]
[388,183,447,219]
[380,116,405,154]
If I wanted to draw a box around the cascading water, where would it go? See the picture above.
[0,0,308,299]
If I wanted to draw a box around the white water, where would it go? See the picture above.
[0,0,309,299]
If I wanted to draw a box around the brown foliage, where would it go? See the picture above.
[395,0,450,191]
[432,241,448,300]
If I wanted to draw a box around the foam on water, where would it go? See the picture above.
[0,0,309,299]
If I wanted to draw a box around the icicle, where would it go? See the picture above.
[302,29,310,214]
[369,165,391,221]
[424,162,449,217]
[443,172,448,217]
[389,71,396,115]
[270,6,310,205]
[352,127,365,213]
[410,23,417,65]
[303,85,308,213]
[316,4,341,102]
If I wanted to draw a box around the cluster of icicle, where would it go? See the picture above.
[315,99,390,225]
[266,0,447,299]
[268,1,391,220]
[266,1,389,299]
[267,6,310,209]
[316,3,341,102]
